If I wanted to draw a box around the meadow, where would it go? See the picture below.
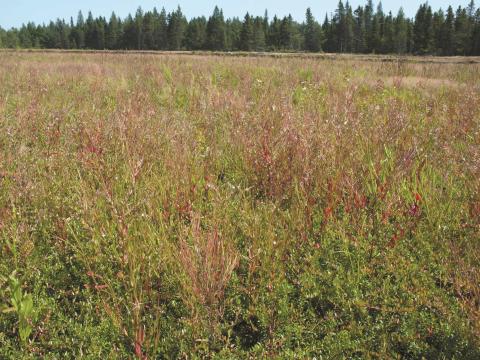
[0,51,479,358]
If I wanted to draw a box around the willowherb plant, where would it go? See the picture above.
[179,214,238,325]
[1,272,36,346]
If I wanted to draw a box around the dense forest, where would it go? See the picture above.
[1,1,480,55]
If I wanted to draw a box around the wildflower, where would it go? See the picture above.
[415,192,422,203]
[409,203,420,217]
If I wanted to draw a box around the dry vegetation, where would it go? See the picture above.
[0,51,479,358]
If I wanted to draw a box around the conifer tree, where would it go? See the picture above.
[154,8,168,50]
[442,6,455,55]
[263,10,270,41]
[106,13,120,50]
[279,15,294,50]
[305,8,323,52]
[473,8,480,54]
[322,14,335,52]
[84,11,96,49]
[74,11,86,49]
[142,11,156,50]
[269,15,282,50]
[122,15,136,49]
[167,6,187,50]
[466,0,477,54]
[432,9,445,54]
[413,3,433,54]
[394,8,408,54]
[225,17,242,50]
[206,6,226,50]
[134,7,144,49]
[253,17,266,51]
[353,6,367,53]
[185,17,207,50]
[455,6,470,54]
[365,0,375,52]
[240,13,254,51]
[383,11,395,53]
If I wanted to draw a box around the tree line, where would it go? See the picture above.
[1,1,479,55]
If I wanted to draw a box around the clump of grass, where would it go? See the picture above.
[179,214,238,346]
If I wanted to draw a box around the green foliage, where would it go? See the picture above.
[206,7,226,51]
[304,8,323,52]
[1,272,36,345]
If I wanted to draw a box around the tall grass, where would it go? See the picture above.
[0,51,479,358]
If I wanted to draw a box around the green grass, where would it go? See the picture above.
[0,51,479,358]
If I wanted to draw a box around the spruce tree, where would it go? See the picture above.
[84,11,95,49]
[106,13,120,50]
[353,6,367,53]
[344,2,355,52]
[454,6,470,55]
[335,1,346,52]
[322,14,335,52]
[167,6,187,50]
[263,10,270,41]
[154,8,168,50]
[226,17,242,51]
[473,8,480,55]
[93,18,106,49]
[374,2,386,53]
[382,12,395,53]
[269,16,282,50]
[432,10,445,55]
[394,8,408,54]
[206,6,226,50]
[305,8,323,52]
[134,7,144,49]
[122,15,136,49]
[279,15,293,50]
[442,6,455,55]
[365,0,374,52]
[253,17,266,51]
[466,1,477,54]
[185,17,207,50]
[413,3,433,54]
[75,11,86,49]
[58,19,71,49]
[142,11,156,50]
[240,13,254,51]
[370,11,381,53]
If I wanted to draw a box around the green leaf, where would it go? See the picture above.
[1,306,16,314]
[21,295,33,316]
[19,324,32,343]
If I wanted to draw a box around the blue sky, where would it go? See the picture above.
[0,1,471,29]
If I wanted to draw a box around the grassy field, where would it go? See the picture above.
[0,51,479,358]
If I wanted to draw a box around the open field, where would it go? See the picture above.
[3,49,480,64]
[0,51,479,358]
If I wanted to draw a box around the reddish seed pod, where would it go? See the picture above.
[324,206,333,219]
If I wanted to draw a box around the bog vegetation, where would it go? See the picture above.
[0,51,479,358]
[0,1,480,55]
